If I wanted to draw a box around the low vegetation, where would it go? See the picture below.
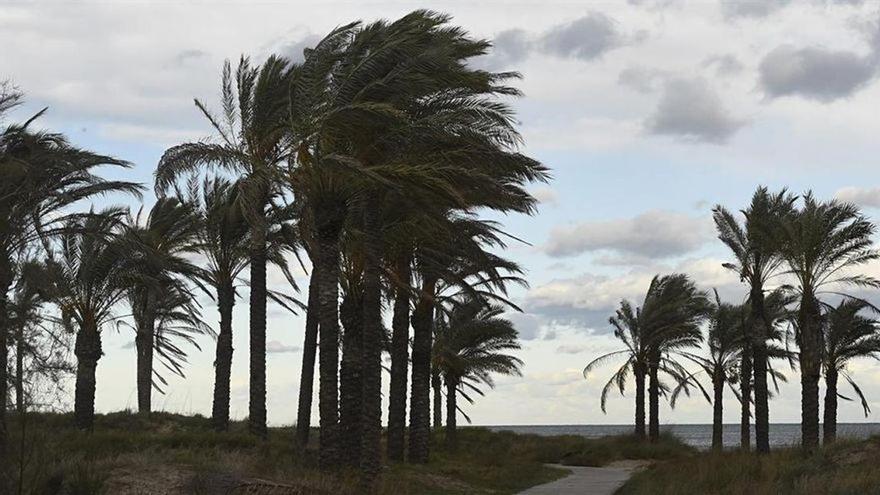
[618,436,880,495]
[6,411,702,494]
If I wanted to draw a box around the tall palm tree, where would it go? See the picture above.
[122,197,203,415]
[777,192,879,451]
[47,210,134,430]
[821,299,880,443]
[672,291,744,450]
[714,187,796,453]
[432,298,522,449]
[157,55,293,438]
[0,105,139,472]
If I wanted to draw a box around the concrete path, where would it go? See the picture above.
[519,461,647,495]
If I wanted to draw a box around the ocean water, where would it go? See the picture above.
[486,424,880,450]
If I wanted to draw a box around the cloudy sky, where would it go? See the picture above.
[5,0,880,427]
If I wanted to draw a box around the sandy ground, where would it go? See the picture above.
[519,460,648,495]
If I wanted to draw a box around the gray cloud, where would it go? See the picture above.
[702,53,744,76]
[544,210,712,260]
[835,187,880,208]
[481,12,636,69]
[540,12,624,61]
[618,66,668,93]
[758,45,876,102]
[646,78,746,144]
[720,0,791,19]
[507,312,544,340]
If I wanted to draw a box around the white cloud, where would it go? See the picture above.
[544,210,713,260]
[835,187,880,208]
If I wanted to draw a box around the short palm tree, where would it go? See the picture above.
[714,186,796,453]
[0,104,139,467]
[47,209,134,430]
[672,291,744,450]
[777,192,880,451]
[432,298,522,449]
[585,274,708,441]
[122,197,203,415]
[821,299,880,443]
[157,55,293,438]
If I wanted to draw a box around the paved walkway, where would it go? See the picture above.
[519,461,647,495]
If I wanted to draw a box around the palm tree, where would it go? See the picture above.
[122,197,203,415]
[584,300,650,439]
[47,210,134,430]
[821,299,880,443]
[0,104,139,471]
[432,298,522,449]
[642,274,710,443]
[714,187,796,453]
[777,192,879,451]
[672,291,744,450]
[157,55,293,438]
[184,177,249,431]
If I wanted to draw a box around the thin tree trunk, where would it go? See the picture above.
[823,368,838,444]
[135,306,154,416]
[752,286,770,454]
[359,197,383,491]
[211,283,235,431]
[15,321,24,415]
[316,224,342,467]
[648,357,660,443]
[74,322,102,430]
[445,376,457,449]
[800,295,821,451]
[712,374,724,451]
[432,369,442,430]
[387,256,411,462]
[408,274,437,464]
[295,268,320,446]
[0,263,10,492]
[248,220,268,439]
[634,365,646,440]
[339,290,363,468]
[740,342,752,451]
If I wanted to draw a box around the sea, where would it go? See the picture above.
[486,424,880,450]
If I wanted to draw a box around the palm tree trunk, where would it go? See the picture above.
[800,295,822,451]
[359,197,384,491]
[740,344,752,451]
[752,288,770,454]
[135,308,155,416]
[295,268,320,446]
[211,283,235,431]
[316,224,342,467]
[445,376,457,449]
[0,261,10,491]
[712,374,724,451]
[634,365,646,440]
[248,223,268,439]
[432,369,442,430]
[74,322,102,430]
[15,321,24,415]
[823,368,838,444]
[408,273,437,464]
[387,256,411,462]
[339,290,363,468]
[648,358,660,443]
